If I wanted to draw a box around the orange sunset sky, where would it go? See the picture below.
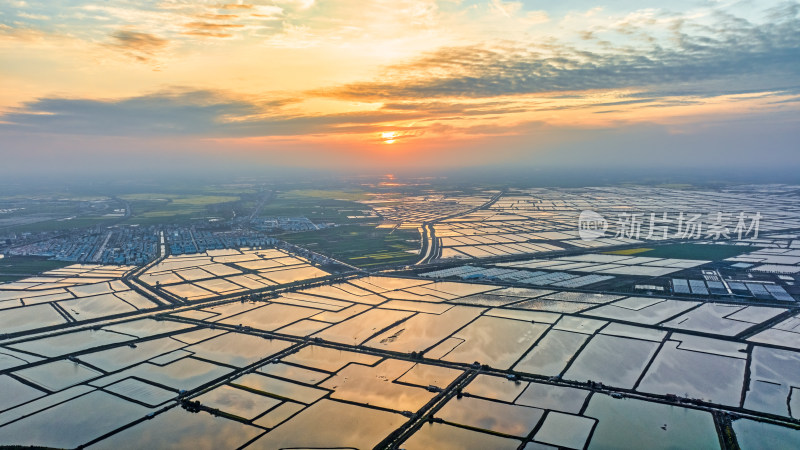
[1,0,798,175]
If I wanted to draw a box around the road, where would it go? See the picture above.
[414,189,506,265]
[247,189,274,224]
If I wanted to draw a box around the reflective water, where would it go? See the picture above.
[402,422,520,450]
[0,390,147,448]
[465,374,528,402]
[436,396,544,437]
[259,266,329,284]
[91,406,263,450]
[494,287,554,298]
[169,327,225,345]
[0,349,39,371]
[0,304,66,334]
[114,290,157,310]
[553,316,607,334]
[310,303,371,322]
[320,359,434,411]
[439,316,550,369]
[367,306,484,354]
[3,270,798,448]
[534,411,595,449]
[312,308,413,345]
[0,385,93,427]
[15,359,101,391]
[744,346,800,417]
[514,329,588,376]
[726,306,784,324]
[356,276,431,292]
[0,375,44,412]
[275,319,331,336]
[381,299,453,314]
[193,278,243,294]
[484,308,561,323]
[564,335,660,388]
[637,340,746,406]
[662,304,761,336]
[744,380,787,416]
[252,399,406,449]
[162,283,214,301]
[98,357,231,392]
[425,281,500,297]
[9,329,132,358]
[585,393,719,450]
[585,299,699,325]
[733,418,800,450]
[514,299,594,313]
[299,284,372,302]
[103,318,194,338]
[258,362,330,384]
[201,302,263,322]
[195,384,280,420]
[231,373,328,404]
[186,333,292,367]
[428,336,465,360]
[67,281,114,297]
[252,401,304,428]
[80,336,185,372]
[59,293,137,320]
[515,382,589,414]
[523,442,558,450]
[278,292,352,309]
[105,378,176,407]
[672,333,747,359]
[280,345,380,372]
[599,323,666,342]
[453,294,524,307]
[544,292,622,304]
[405,284,459,300]
[396,363,462,388]
[219,303,321,331]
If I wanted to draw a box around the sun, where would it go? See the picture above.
[381,131,397,144]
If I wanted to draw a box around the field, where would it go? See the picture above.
[285,189,371,202]
[620,243,755,260]
[0,256,73,282]
[0,196,131,234]
[604,248,654,256]
[281,225,420,268]
[258,190,375,224]
[122,193,241,225]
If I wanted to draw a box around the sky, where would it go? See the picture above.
[1,0,798,177]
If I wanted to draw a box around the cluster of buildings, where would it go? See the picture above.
[5,226,158,265]
[3,225,282,264]
[166,228,277,255]
[242,216,333,232]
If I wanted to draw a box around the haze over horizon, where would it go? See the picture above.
[1,0,799,176]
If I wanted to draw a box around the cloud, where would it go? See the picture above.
[0,89,412,138]
[184,22,245,31]
[276,0,315,10]
[17,12,49,21]
[108,30,168,61]
[489,0,522,18]
[196,13,239,20]
[218,3,254,10]
[318,4,800,100]
[182,21,245,38]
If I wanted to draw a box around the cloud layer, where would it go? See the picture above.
[0,1,798,175]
